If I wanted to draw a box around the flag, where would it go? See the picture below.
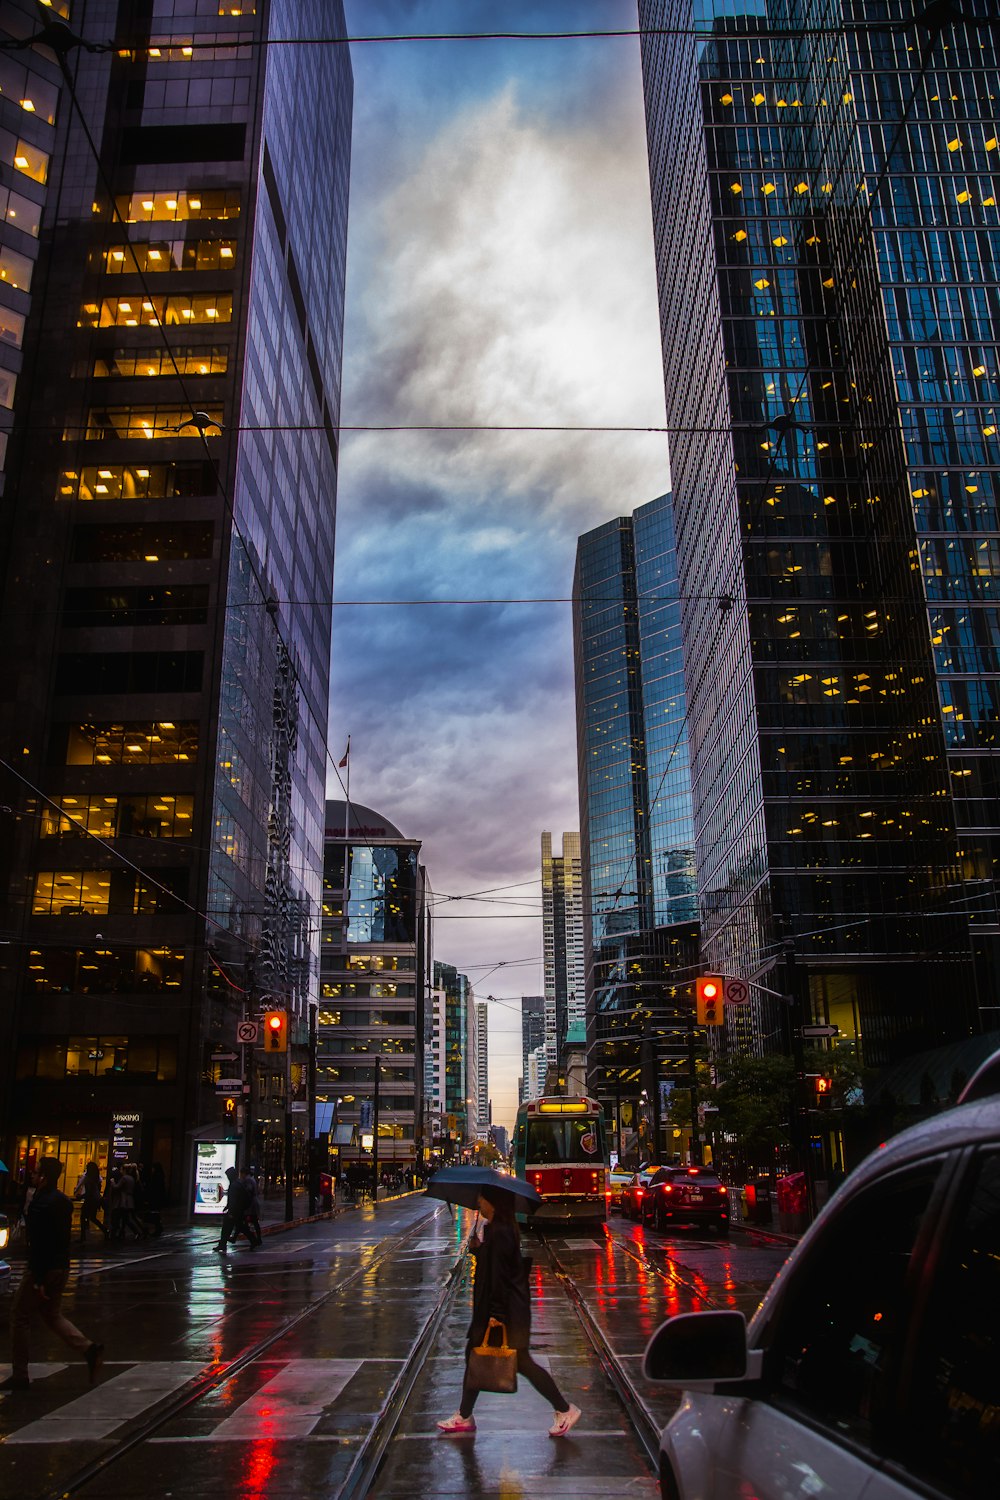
[338,737,350,768]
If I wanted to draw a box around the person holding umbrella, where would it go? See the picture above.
[428,1169,581,1437]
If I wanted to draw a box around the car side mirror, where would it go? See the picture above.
[643,1310,762,1387]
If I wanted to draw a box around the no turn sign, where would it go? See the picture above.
[237,1020,260,1045]
[724,977,750,1006]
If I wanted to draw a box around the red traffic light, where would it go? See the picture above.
[696,975,724,1026]
[815,1076,833,1095]
[263,1009,288,1052]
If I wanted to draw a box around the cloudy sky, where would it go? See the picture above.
[331,1,670,1129]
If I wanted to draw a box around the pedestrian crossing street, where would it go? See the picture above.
[0,1358,397,1444]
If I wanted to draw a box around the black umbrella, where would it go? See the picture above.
[424,1165,541,1212]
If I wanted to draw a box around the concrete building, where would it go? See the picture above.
[541,832,586,1083]
[473,999,489,1141]
[0,0,352,1201]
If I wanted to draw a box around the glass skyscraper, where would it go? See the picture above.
[573,493,699,1137]
[0,0,352,1199]
[639,0,994,1070]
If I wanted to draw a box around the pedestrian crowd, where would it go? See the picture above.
[12,1158,167,1246]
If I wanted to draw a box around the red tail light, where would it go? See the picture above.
[662,1184,673,1194]
[636,1188,644,1198]
[718,1185,727,1195]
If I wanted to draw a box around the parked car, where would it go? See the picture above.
[620,1166,655,1220]
[643,1091,1000,1500]
[642,1164,729,1236]
[608,1165,632,1210]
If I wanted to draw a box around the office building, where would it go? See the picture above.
[424,977,447,1154]
[473,998,489,1140]
[0,1,352,1198]
[319,800,431,1168]
[541,831,586,1081]
[434,959,473,1156]
[519,993,545,1102]
[638,0,988,1068]
[573,494,700,1137]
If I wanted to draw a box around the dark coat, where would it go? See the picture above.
[467,1219,531,1351]
[26,1186,73,1280]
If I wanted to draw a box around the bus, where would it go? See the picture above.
[513,1095,609,1226]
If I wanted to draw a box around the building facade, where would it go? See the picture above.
[433,958,473,1156]
[0,0,352,1199]
[519,993,545,1102]
[319,800,430,1169]
[473,998,489,1140]
[540,831,586,1082]
[639,0,988,1071]
[573,494,700,1148]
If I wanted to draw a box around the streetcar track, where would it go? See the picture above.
[536,1230,662,1473]
[607,1227,725,1309]
[31,1204,447,1500]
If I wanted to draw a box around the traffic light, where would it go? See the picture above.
[264,1009,288,1052]
[696,975,724,1026]
[224,1096,237,1119]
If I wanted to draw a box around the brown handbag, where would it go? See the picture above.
[466,1317,518,1393]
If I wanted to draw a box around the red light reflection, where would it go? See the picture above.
[238,1438,279,1500]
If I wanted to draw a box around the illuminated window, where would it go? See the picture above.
[80,407,224,442]
[8,137,48,183]
[102,239,237,274]
[79,293,232,328]
[0,242,34,292]
[115,189,240,223]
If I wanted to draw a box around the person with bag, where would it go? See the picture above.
[436,1183,581,1437]
[1,1157,103,1392]
[76,1161,108,1242]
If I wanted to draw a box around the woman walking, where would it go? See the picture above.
[437,1184,581,1437]
[77,1162,108,1242]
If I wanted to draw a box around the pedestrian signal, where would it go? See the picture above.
[696,975,724,1027]
[224,1096,237,1118]
[814,1075,833,1100]
[264,1009,288,1052]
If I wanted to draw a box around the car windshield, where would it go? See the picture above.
[526,1117,601,1164]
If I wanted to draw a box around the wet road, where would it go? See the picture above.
[0,1198,790,1499]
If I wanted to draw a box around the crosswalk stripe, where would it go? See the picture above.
[4,1362,204,1444]
[0,1362,68,1387]
[189,1359,363,1439]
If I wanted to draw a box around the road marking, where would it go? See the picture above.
[157,1359,364,1440]
[0,1361,68,1389]
[4,1361,203,1443]
[74,1251,172,1278]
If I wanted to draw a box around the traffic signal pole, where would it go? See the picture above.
[371,1054,381,1205]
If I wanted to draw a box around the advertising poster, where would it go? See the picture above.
[192,1141,238,1216]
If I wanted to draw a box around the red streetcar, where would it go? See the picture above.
[513,1095,609,1226]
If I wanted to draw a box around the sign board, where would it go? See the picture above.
[359,1100,374,1130]
[192,1140,238,1215]
[290,1100,308,1113]
[110,1112,141,1166]
[361,1131,374,1151]
[801,1024,839,1038]
[315,1100,336,1134]
[724,977,750,1006]
[237,1020,260,1045]
[212,1052,238,1064]
[446,1113,457,1131]
[215,1078,243,1096]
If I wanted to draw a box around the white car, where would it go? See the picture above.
[644,1084,1000,1500]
